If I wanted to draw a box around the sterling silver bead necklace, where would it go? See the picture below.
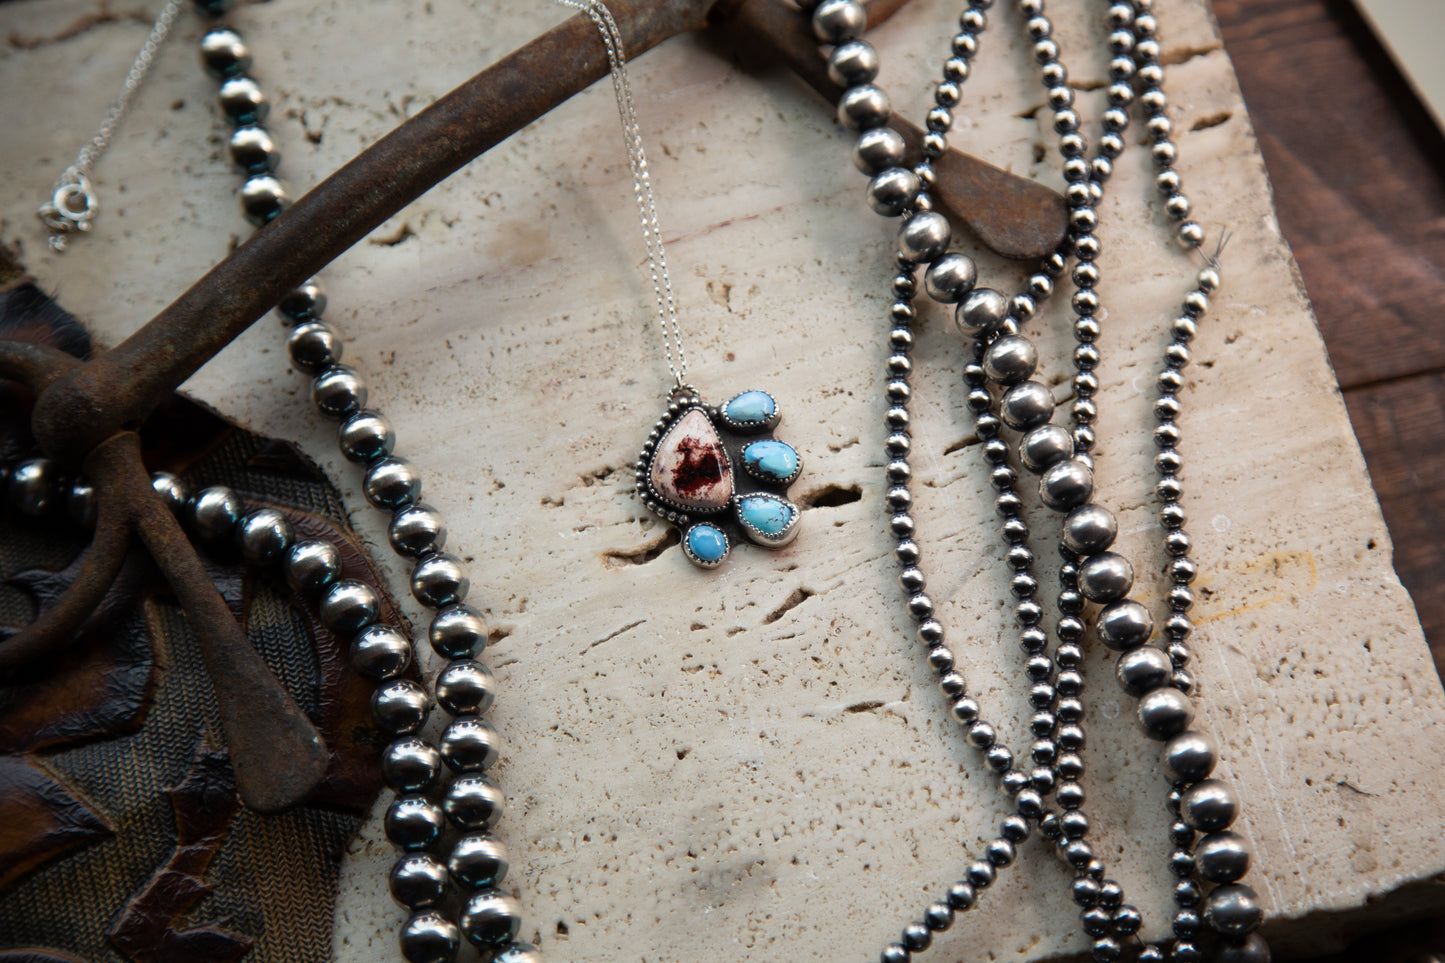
[807,0,1269,960]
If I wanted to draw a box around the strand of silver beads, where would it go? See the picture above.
[188,2,536,960]
[805,0,1270,960]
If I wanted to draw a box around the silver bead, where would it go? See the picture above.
[999,381,1055,431]
[373,679,431,736]
[459,888,522,949]
[67,478,98,527]
[1138,687,1194,740]
[1078,552,1134,602]
[924,253,978,303]
[492,943,545,963]
[284,538,341,597]
[320,579,380,635]
[445,774,505,830]
[187,485,242,541]
[853,126,906,174]
[391,852,449,909]
[1062,503,1115,555]
[312,365,368,419]
[8,458,58,516]
[1097,599,1153,650]
[1116,645,1173,695]
[278,280,327,322]
[228,124,279,174]
[436,660,497,716]
[897,211,951,263]
[955,288,1008,338]
[151,471,189,515]
[866,167,920,217]
[812,0,866,43]
[1178,221,1205,247]
[430,604,489,659]
[828,40,879,86]
[982,335,1037,385]
[1163,730,1219,783]
[288,321,343,373]
[1215,934,1271,963]
[399,911,460,963]
[837,84,892,130]
[1040,459,1094,512]
[1019,425,1073,473]
[239,174,288,225]
[339,409,395,463]
[441,716,500,772]
[218,75,268,125]
[390,502,448,556]
[413,552,469,607]
[385,794,445,850]
[1203,884,1262,937]
[365,456,422,509]
[199,27,251,78]
[235,508,294,566]
[383,736,443,793]
[1196,830,1250,883]
[448,833,509,890]
[352,624,413,681]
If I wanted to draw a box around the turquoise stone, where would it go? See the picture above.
[738,494,795,538]
[722,390,777,428]
[743,440,800,483]
[684,523,729,566]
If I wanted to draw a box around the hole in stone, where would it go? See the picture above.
[601,528,680,567]
[1189,110,1231,132]
[763,587,815,625]
[797,483,862,509]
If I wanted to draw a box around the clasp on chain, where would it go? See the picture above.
[37,169,98,252]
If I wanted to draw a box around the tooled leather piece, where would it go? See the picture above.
[108,745,251,963]
[0,754,112,892]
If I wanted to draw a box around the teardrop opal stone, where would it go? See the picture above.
[649,408,732,511]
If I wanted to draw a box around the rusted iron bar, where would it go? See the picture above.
[31,0,1064,466]
[89,432,330,813]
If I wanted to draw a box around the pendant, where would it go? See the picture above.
[636,387,803,568]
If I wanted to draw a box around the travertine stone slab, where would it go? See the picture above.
[2,0,1442,960]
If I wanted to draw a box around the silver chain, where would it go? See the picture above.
[550,0,689,390]
[37,0,185,252]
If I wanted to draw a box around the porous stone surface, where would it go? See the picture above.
[2,0,1442,960]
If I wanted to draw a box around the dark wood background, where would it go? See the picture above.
[1213,1,1445,957]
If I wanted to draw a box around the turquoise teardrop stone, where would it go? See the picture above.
[738,494,795,537]
[685,524,729,565]
[743,440,800,483]
[722,390,777,426]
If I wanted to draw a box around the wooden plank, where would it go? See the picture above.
[1216,0,1445,671]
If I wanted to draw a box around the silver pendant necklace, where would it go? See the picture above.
[557,0,806,568]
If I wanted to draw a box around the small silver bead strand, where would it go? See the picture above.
[191,5,535,960]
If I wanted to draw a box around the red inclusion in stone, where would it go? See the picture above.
[650,409,732,511]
